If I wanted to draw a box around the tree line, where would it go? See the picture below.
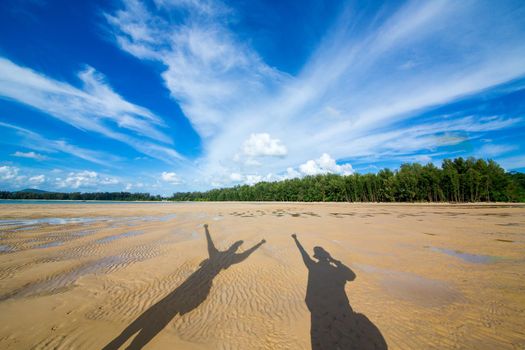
[170,158,525,202]
[1,158,523,202]
[0,191,162,201]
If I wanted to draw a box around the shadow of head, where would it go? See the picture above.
[313,246,331,262]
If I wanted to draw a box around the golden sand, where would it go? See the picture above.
[0,202,524,349]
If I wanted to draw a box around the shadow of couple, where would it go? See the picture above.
[103,225,386,350]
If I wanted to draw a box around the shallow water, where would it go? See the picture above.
[0,214,177,230]
[429,246,499,264]
[71,230,97,237]
[0,217,110,227]
[0,244,13,253]
[36,241,64,249]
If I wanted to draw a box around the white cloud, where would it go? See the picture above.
[226,172,278,186]
[284,167,301,179]
[242,133,287,157]
[298,153,353,176]
[56,171,119,189]
[161,171,180,184]
[12,151,47,160]
[0,166,47,189]
[0,165,19,181]
[244,174,263,185]
[229,172,242,182]
[124,182,144,191]
[28,175,45,185]
[100,177,120,185]
[227,156,353,186]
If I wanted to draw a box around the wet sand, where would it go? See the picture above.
[0,202,524,349]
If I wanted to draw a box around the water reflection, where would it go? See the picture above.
[429,246,499,264]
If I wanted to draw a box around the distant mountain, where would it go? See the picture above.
[17,188,52,194]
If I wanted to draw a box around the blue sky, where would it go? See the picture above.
[0,0,524,195]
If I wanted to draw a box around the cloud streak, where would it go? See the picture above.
[12,151,47,161]
[0,122,120,167]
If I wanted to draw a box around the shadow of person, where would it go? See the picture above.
[292,234,387,350]
[103,224,265,350]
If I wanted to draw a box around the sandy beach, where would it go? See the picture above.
[0,202,524,349]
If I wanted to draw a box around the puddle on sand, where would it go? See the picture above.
[0,244,14,253]
[153,214,177,222]
[1,214,177,231]
[71,229,97,237]
[36,241,64,249]
[0,217,110,228]
[95,230,145,244]
[353,263,462,307]
[429,246,500,264]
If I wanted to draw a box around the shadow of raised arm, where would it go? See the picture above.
[292,234,314,269]
[231,239,266,265]
[204,224,218,258]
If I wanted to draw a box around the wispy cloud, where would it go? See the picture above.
[105,0,525,186]
[105,0,288,139]
[476,143,517,157]
[0,57,183,163]
[11,151,47,161]
[0,122,120,167]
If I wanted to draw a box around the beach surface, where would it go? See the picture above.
[0,202,524,349]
